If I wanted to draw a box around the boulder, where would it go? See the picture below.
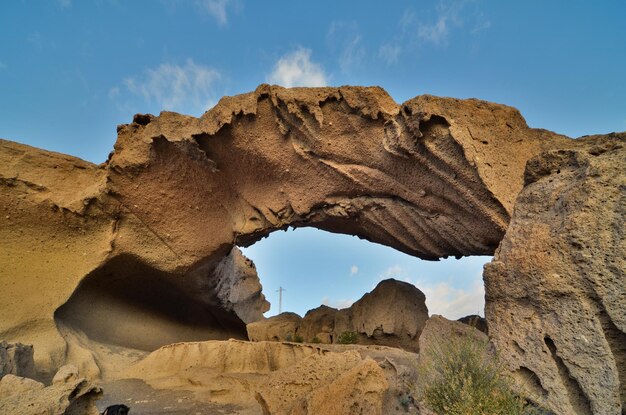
[457,314,488,334]
[247,312,302,342]
[484,134,626,415]
[347,279,429,351]
[299,305,338,343]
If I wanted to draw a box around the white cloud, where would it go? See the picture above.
[267,47,328,87]
[350,265,359,276]
[415,279,485,320]
[121,59,220,115]
[196,0,234,26]
[322,297,354,310]
[398,1,489,48]
[327,21,365,74]
[471,16,492,34]
[378,43,401,65]
[57,0,71,8]
[379,265,403,279]
[418,16,449,45]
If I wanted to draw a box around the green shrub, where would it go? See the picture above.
[311,336,322,344]
[284,332,303,343]
[417,336,534,415]
[337,330,358,344]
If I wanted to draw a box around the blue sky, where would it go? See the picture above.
[2,1,624,319]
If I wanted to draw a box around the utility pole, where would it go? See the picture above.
[276,286,286,314]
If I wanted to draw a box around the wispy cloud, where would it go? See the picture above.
[327,21,365,74]
[196,0,236,26]
[350,265,359,276]
[393,1,490,50]
[0,62,7,70]
[418,15,450,45]
[57,0,71,8]
[117,59,221,115]
[322,297,354,310]
[378,43,401,65]
[267,47,328,87]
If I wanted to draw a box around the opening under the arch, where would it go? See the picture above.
[240,227,491,321]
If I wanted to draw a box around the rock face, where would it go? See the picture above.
[247,312,303,342]
[248,279,429,351]
[346,278,429,350]
[484,134,626,415]
[457,314,488,334]
[419,315,489,355]
[0,341,35,379]
[122,339,416,415]
[0,366,101,415]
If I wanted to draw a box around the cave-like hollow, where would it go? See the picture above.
[54,226,493,353]
[54,254,248,352]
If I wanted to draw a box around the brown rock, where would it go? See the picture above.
[294,358,388,415]
[247,312,302,342]
[0,85,597,381]
[346,278,429,351]
[122,339,413,414]
[484,134,626,415]
[418,315,489,356]
[0,341,35,379]
[457,314,488,334]
[248,279,429,351]
[0,368,101,414]
[299,305,338,343]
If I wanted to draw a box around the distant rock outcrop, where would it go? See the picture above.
[247,279,429,351]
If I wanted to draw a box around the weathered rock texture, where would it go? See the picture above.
[122,339,415,415]
[418,315,489,356]
[248,279,430,351]
[485,134,626,415]
[0,85,623,415]
[0,366,101,414]
[0,341,35,379]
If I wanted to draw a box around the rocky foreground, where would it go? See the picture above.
[0,85,624,414]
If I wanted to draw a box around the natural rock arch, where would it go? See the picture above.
[1,85,623,414]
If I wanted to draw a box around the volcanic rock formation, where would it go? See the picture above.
[247,278,430,351]
[120,339,415,415]
[0,85,624,414]
[484,134,626,414]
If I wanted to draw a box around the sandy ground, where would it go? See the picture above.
[98,379,244,415]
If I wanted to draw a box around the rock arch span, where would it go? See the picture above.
[1,85,623,414]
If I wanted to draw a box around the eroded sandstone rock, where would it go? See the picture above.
[121,339,417,415]
[1,85,618,406]
[0,341,35,380]
[0,367,101,414]
[485,134,626,415]
[248,279,429,351]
